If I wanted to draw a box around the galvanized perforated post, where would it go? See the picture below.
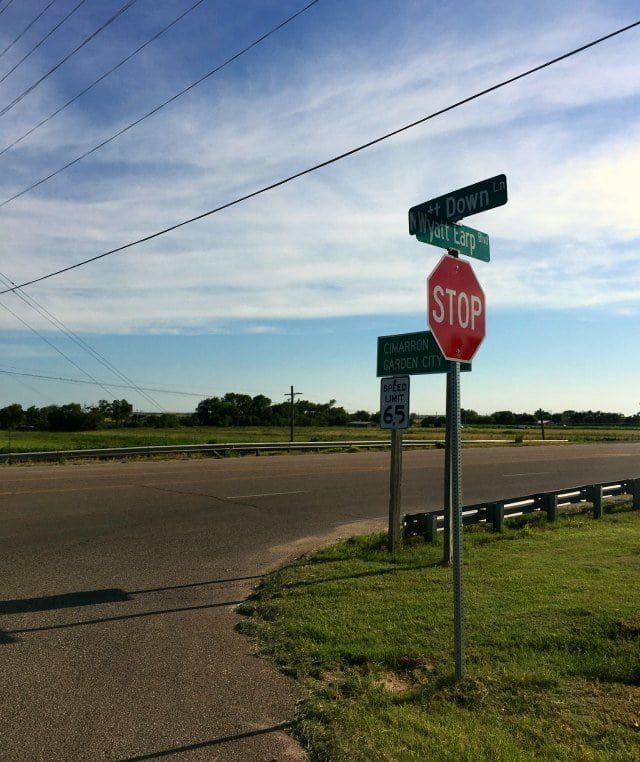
[451,360,464,680]
[443,367,453,565]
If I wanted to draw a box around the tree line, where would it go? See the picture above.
[0,394,637,431]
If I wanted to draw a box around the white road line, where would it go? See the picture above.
[502,471,551,477]
[226,490,311,499]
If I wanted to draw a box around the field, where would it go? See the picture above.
[239,504,640,760]
[0,424,639,454]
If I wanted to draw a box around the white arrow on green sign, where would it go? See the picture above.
[416,219,490,262]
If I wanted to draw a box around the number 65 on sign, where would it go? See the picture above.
[380,376,410,430]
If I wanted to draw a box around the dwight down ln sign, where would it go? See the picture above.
[408,174,507,232]
[377,330,471,376]
[380,376,410,430]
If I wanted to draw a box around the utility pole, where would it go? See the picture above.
[536,408,546,440]
[285,385,302,442]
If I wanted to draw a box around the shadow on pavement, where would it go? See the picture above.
[117,722,293,761]
[6,600,244,636]
[0,588,131,614]
[0,574,261,643]
[129,574,263,595]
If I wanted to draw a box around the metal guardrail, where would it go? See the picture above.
[0,438,515,464]
[0,436,570,464]
[404,478,640,540]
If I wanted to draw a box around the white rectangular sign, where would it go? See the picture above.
[380,375,410,429]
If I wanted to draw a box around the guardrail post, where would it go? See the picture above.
[424,514,439,543]
[487,502,504,532]
[587,484,603,519]
[629,479,640,511]
[541,493,558,522]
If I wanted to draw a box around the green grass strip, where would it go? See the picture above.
[239,507,640,761]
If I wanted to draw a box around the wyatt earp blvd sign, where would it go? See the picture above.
[428,254,486,363]
[380,376,410,429]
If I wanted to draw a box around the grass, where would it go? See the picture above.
[238,506,640,760]
[0,424,639,454]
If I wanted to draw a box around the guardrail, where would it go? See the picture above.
[404,478,640,540]
[0,438,519,464]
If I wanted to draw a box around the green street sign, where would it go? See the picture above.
[416,219,490,262]
[408,174,507,233]
[377,330,471,377]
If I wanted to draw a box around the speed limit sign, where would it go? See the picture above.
[380,376,410,429]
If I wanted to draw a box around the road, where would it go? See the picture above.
[1,443,638,760]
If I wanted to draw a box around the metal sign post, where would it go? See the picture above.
[443,365,454,567]
[450,360,464,678]
[380,375,410,554]
[409,174,506,679]
[388,427,403,554]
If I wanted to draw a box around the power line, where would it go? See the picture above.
[0,297,120,398]
[0,367,211,397]
[0,0,88,84]
[0,0,209,159]
[0,0,58,60]
[1,18,638,295]
[0,0,18,20]
[0,0,321,205]
[0,270,166,411]
[0,0,135,109]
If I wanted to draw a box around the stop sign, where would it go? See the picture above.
[427,253,485,362]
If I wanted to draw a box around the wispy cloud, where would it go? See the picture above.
[0,1,638,334]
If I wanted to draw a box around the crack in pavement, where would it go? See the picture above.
[133,482,264,511]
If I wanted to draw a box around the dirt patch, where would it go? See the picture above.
[376,672,412,694]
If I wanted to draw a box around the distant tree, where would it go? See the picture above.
[350,410,372,422]
[248,394,272,425]
[461,408,479,424]
[421,415,446,428]
[491,410,515,425]
[47,403,103,431]
[196,397,235,426]
[98,399,112,417]
[111,399,133,425]
[0,403,24,429]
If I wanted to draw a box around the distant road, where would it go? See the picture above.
[1,443,638,760]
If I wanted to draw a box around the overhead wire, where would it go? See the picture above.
[0,0,17,20]
[0,270,166,411]
[0,0,58,60]
[1,18,637,295]
[0,296,121,398]
[0,0,88,84]
[0,0,210,158]
[0,0,322,205]
[0,367,210,397]
[0,0,136,108]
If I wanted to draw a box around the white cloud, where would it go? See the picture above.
[0,1,638,334]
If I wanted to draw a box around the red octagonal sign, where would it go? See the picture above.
[427,254,486,362]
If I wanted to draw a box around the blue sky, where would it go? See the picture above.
[0,0,639,415]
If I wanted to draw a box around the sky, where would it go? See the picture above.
[0,0,639,415]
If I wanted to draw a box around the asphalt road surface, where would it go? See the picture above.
[1,442,639,760]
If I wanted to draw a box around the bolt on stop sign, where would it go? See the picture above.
[427,253,486,362]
